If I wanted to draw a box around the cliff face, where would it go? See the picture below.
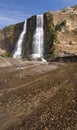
[0,22,24,55]
[0,16,37,57]
[0,13,55,58]
[44,12,55,58]
[0,5,77,58]
[53,5,77,56]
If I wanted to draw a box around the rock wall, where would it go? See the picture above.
[44,11,56,58]
[0,16,37,57]
[0,22,24,55]
[53,6,77,56]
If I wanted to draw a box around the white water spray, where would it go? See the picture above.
[32,15,44,59]
[13,20,27,58]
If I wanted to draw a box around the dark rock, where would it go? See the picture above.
[0,22,24,55]
[49,54,77,62]
[44,11,55,57]
[22,15,36,57]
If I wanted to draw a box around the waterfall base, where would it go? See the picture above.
[31,54,47,62]
[32,54,42,59]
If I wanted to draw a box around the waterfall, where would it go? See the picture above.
[32,15,44,59]
[13,20,27,58]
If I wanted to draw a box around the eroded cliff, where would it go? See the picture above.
[0,5,77,59]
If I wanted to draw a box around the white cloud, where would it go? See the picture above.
[0,15,16,22]
[62,0,77,3]
[0,6,30,28]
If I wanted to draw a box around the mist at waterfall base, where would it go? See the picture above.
[13,15,46,62]
[13,20,27,58]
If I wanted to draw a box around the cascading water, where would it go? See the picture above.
[13,20,27,58]
[32,15,44,59]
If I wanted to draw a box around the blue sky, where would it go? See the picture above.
[0,0,77,29]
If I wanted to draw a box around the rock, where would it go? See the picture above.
[49,53,77,62]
